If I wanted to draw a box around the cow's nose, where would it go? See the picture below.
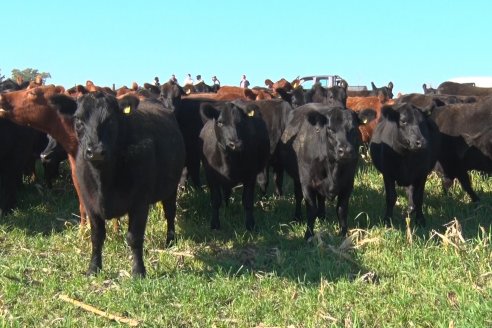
[85,147,94,160]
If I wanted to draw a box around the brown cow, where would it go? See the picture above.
[347,95,395,143]
[184,86,259,101]
[0,85,88,226]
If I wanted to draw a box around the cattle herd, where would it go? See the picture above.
[0,77,491,277]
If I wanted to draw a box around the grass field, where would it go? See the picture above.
[0,160,491,327]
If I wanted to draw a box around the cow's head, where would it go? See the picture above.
[160,81,185,110]
[371,81,394,100]
[305,107,362,163]
[0,85,66,127]
[200,100,260,152]
[381,103,430,153]
[73,92,139,163]
[40,134,67,164]
[326,85,348,108]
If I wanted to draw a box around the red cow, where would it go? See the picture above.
[347,95,395,143]
[0,85,88,225]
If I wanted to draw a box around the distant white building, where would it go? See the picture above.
[448,76,492,87]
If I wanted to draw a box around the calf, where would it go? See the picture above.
[280,104,370,239]
[70,92,185,277]
[200,100,269,231]
[370,103,439,227]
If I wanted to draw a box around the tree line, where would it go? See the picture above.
[0,68,51,84]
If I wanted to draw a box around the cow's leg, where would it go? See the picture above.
[293,180,303,221]
[209,182,222,230]
[87,215,106,275]
[0,170,21,216]
[456,169,480,202]
[336,190,351,236]
[223,186,232,206]
[410,178,427,227]
[242,178,257,231]
[383,175,397,227]
[256,167,269,197]
[162,191,178,246]
[272,161,284,197]
[316,193,326,220]
[68,155,88,227]
[127,205,149,277]
[303,186,318,240]
[405,185,416,216]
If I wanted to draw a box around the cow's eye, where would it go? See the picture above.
[216,121,223,127]
[400,120,407,126]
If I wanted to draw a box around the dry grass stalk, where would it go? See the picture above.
[58,294,140,327]
[339,229,379,252]
[430,218,466,252]
[405,216,413,245]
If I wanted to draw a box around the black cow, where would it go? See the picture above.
[280,104,369,239]
[54,92,185,277]
[199,100,270,231]
[370,103,439,227]
[173,97,221,189]
[40,134,68,188]
[249,99,293,196]
[397,93,478,110]
[430,96,492,202]
[0,119,42,216]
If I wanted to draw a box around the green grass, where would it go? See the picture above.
[0,161,491,327]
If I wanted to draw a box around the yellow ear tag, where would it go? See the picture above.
[123,106,132,115]
[186,89,191,95]
[293,82,298,89]
[362,118,368,124]
[247,110,255,117]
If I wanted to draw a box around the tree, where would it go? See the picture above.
[11,68,51,84]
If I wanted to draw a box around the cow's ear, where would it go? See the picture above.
[381,105,399,122]
[357,108,377,125]
[339,79,348,91]
[49,94,77,116]
[118,95,140,116]
[388,82,394,90]
[306,110,328,127]
[418,103,435,116]
[200,102,220,123]
[76,85,88,94]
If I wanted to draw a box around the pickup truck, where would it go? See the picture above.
[295,75,367,91]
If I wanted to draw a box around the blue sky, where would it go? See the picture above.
[2,1,491,94]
